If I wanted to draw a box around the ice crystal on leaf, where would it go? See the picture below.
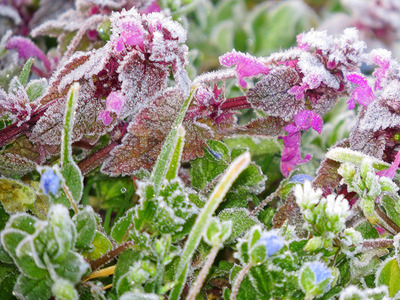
[0,77,32,126]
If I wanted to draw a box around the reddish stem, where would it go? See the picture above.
[89,241,135,271]
[78,142,119,175]
[0,100,56,148]
[220,96,250,111]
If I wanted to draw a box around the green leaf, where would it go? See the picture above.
[81,231,112,260]
[112,249,141,294]
[218,208,260,244]
[73,206,97,249]
[53,251,90,283]
[111,208,135,244]
[151,89,195,192]
[165,125,186,181]
[0,269,18,300]
[13,275,52,300]
[376,258,400,297]
[8,214,38,234]
[51,278,78,300]
[1,229,48,279]
[170,152,251,300]
[18,57,34,86]
[0,179,36,213]
[355,221,379,239]
[57,83,83,209]
[381,195,400,227]
[26,79,47,101]
[326,147,389,171]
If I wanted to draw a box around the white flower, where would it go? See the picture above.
[294,181,323,210]
[325,193,350,231]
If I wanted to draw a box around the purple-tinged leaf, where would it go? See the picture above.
[117,51,169,119]
[101,88,184,176]
[246,66,303,122]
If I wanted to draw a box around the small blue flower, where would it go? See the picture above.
[290,174,314,184]
[258,230,284,257]
[40,169,60,195]
[309,261,332,284]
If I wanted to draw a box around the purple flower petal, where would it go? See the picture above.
[346,73,374,110]
[219,50,270,88]
[6,36,51,71]
[371,49,391,91]
[98,110,113,126]
[377,151,400,179]
[106,91,125,114]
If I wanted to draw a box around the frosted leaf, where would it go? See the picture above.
[192,69,236,86]
[360,100,400,131]
[296,29,333,54]
[101,88,184,176]
[117,52,169,119]
[57,47,112,93]
[181,120,214,161]
[339,285,389,300]
[273,195,305,235]
[350,126,386,159]
[297,52,340,90]
[2,135,58,166]
[232,116,289,137]
[0,153,36,177]
[246,66,303,122]
[334,27,366,67]
[40,51,91,105]
[0,77,31,126]
[31,81,108,145]
[0,5,22,25]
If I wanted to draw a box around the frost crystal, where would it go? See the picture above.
[219,49,270,88]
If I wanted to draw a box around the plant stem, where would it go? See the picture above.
[250,190,278,216]
[78,142,118,175]
[230,262,253,300]
[374,204,400,234]
[186,245,220,300]
[169,152,251,300]
[90,240,134,271]
[62,184,79,214]
[220,96,250,111]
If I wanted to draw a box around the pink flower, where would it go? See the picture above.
[288,84,308,100]
[285,110,323,134]
[346,73,374,110]
[219,50,270,88]
[141,1,161,14]
[98,91,125,126]
[279,110,323,177]
[114,21,144,52]
[6,36,51,72]
[377,151,400,179]
[371,49,391,91]
[279,132,312,177]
